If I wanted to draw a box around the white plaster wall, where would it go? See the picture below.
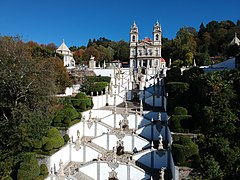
[122,135,132,151]
[68,121,83,141]
[93,69,114,77]
[109,135,119,149]
[134,136,150,151]
[144,112,168,121]
[133,150,168,169]
[153,151,168,168]
[82,109,112,119]
[92,134,107,150]
[49,145,70,172]
[99,163,111,180]
[85,146,99,162]
[83,122,95,136]
[92,95,106,109]
[96,123,108,136]
[101,114,123,128]
[71,145,84,162]
[117,165,127,180]
[79,163,98,180]
[130,166,150,179]
[145,95,162,107]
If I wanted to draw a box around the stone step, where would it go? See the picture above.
[72,171,94,180]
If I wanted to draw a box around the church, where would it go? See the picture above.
[129,21,166,69]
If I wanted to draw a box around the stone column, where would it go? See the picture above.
[127,161,130,180]
[107,129,110,150]
[94,120,97,137]
[151,141,154,170]
[97,156,100,180]
[132,131,135,151]
[83,142,86,163]
[135,110,138,130]
[82,116,86,137]
[151,118,154,141]
[118,82,120,94]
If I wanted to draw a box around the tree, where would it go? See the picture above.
[113,40,130,62]
[202,154,224,179]
[0,36,57,178]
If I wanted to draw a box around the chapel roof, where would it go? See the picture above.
[230,33,240,46]
[56,39,71,53]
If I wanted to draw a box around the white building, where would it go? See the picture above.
[129,21,166,69]
[230,33,240,46]
[56,40,75,69]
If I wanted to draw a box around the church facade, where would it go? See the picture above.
[129,21,166,69]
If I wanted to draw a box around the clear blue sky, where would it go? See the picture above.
[0,0,239,47]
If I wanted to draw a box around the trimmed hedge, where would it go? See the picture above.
[17,153,40,180]
[52,104,81,127]
[93,82,108,93]
[39,164,49,179]
[172,136,199,166]
[43,141,53,151]
[170,115,191,132]
[173,106,188,115]
[75,92,87,99]
[33,140,42,149]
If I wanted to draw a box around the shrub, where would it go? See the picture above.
[63,134,70,142]
[34,175,44,180]
[33,140,42,149]
[43,141,53,151]
[75,92,87,99]
[173,106,188,115]
[17,153,40,180]
[63,117,71,124]
[71,99,81,107]
[51,136,64,149]
[79,101,86,111]
[93,82,108,93]
[47,128,59,138]
[68,119,81,127]
[172,144,186,165]
[39,164,49,178]
[3,176,13,180]
[170,115,191,132]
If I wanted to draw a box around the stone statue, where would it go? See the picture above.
[158,134,163,150]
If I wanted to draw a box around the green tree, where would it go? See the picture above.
[202,154,224,179]
[0,36,57,178]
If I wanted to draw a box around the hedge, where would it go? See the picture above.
[75,92,87,99]
[170,115,191,132]
[43,141,53,151]
[33,140,42,149]
[39,164,49,179]
[173,106,188,115]
[17,153,40,180]
[172,136,199,166]
[52,104,80,126]
[93,82,108,93]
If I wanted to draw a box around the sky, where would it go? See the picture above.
[0,0,239,47]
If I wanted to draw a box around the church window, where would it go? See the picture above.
[149,49,152,55]
[155,34,159,41]
[132,35,136,42]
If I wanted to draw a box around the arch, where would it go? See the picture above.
[132,35,136,42]
[155,34,159,41]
